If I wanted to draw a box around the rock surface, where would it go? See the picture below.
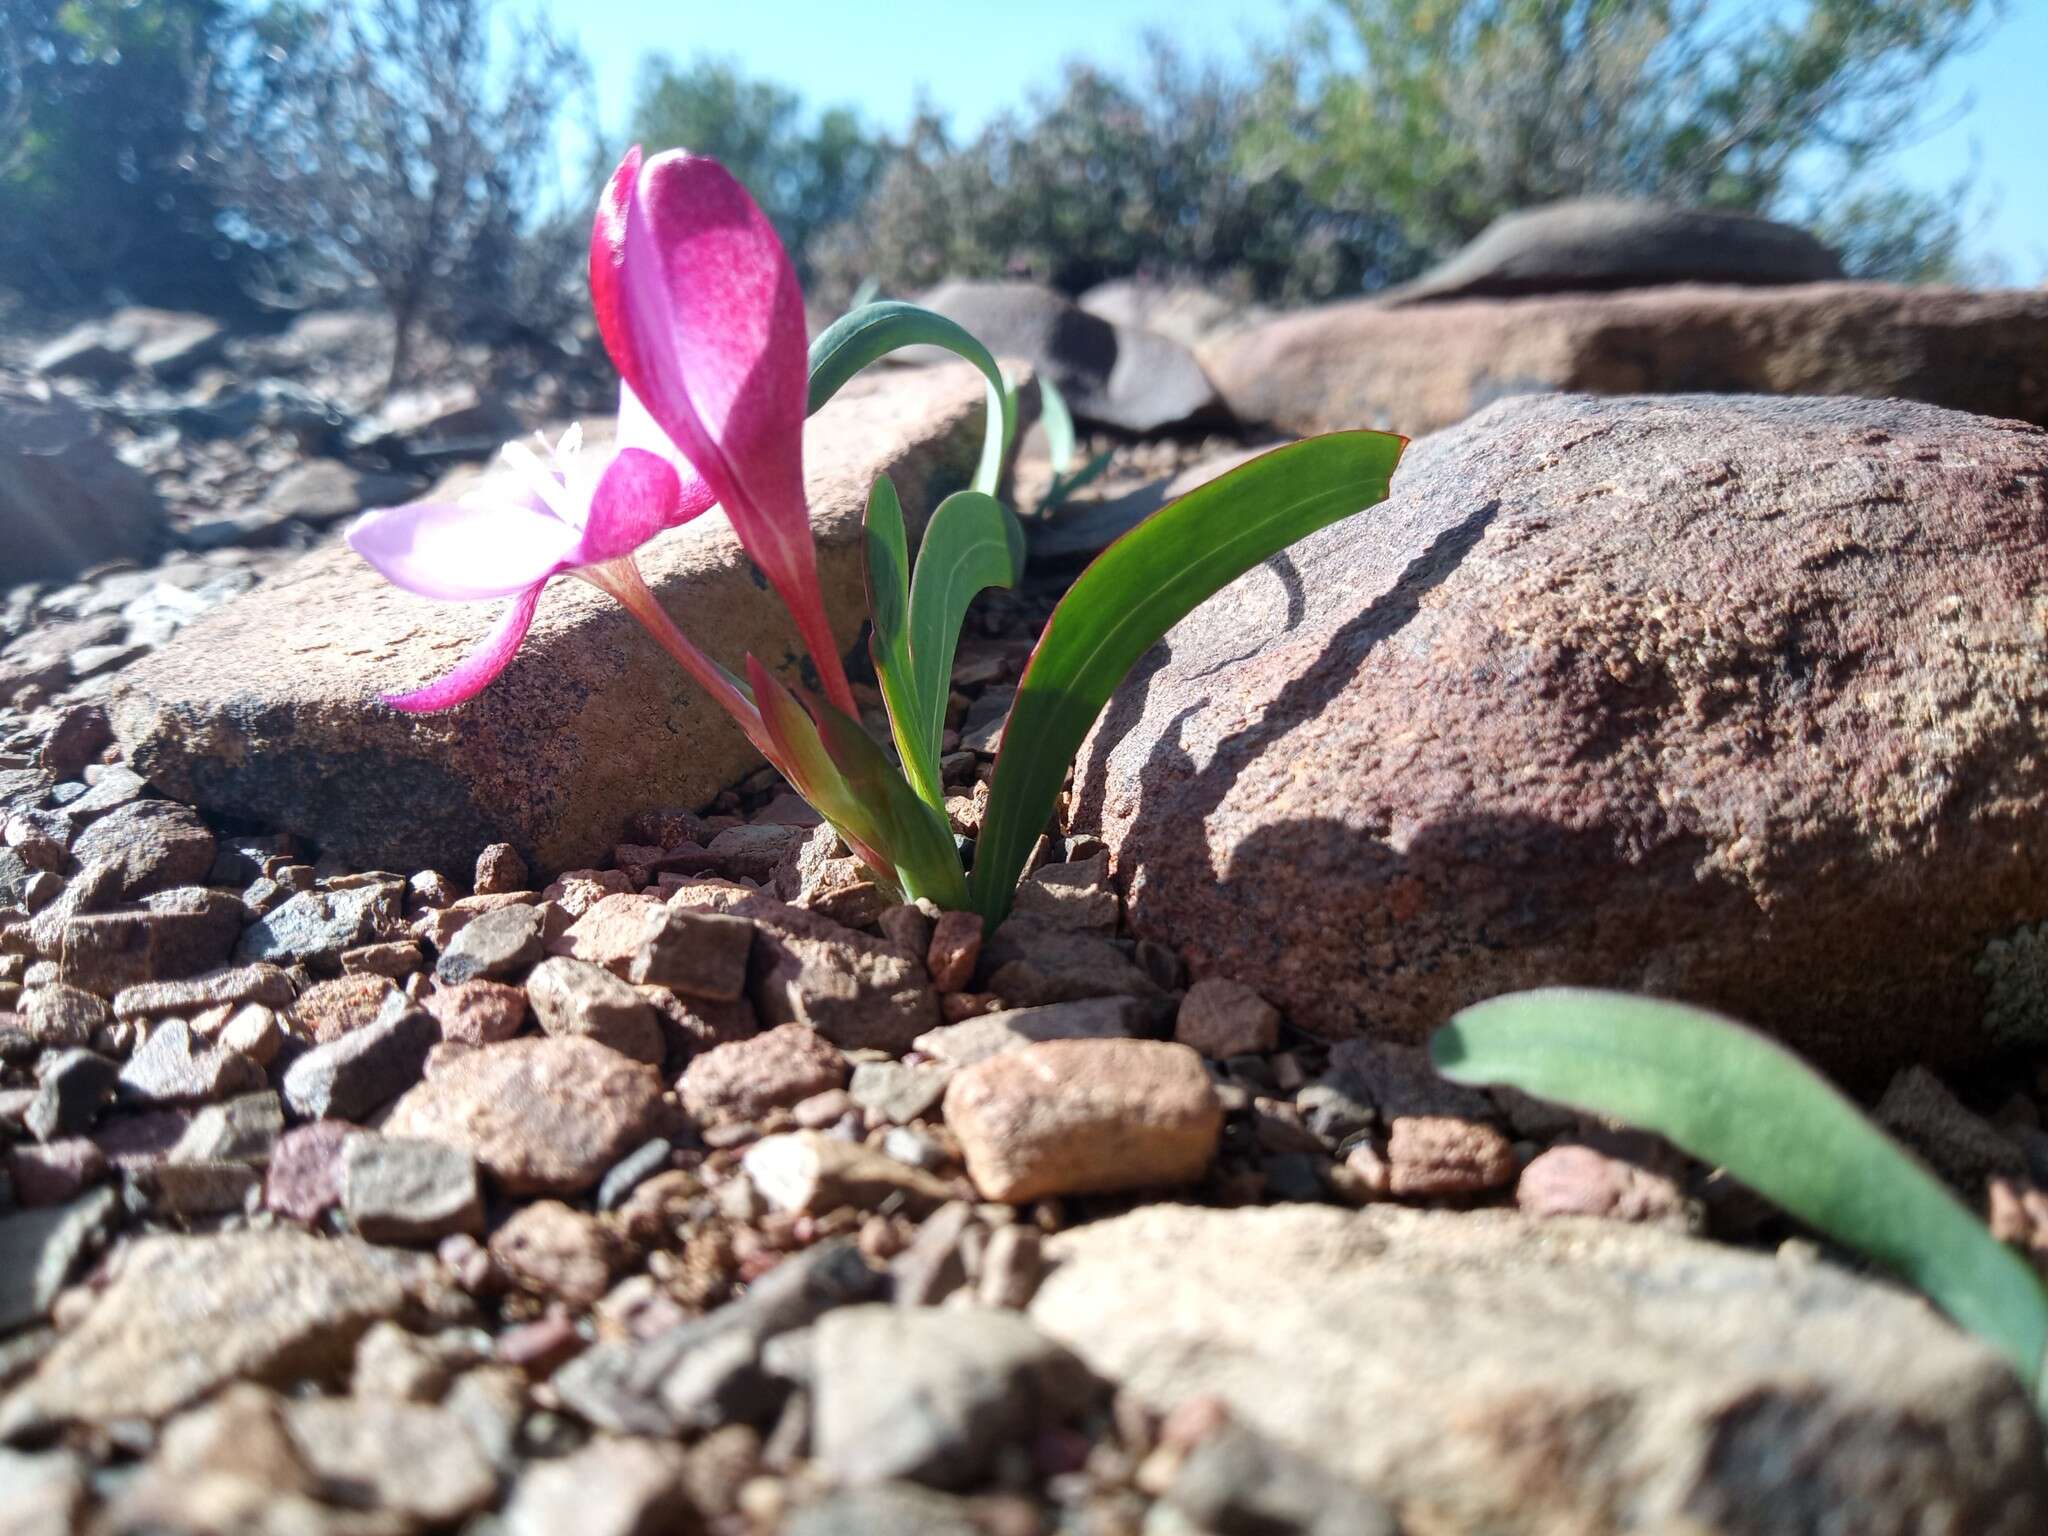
[1030,1204,2048,1534]
[110,366,1010,872]
[1,380,166,582]
[1381,198,1843,305]
[1204,283,2048,437]
[1077,393,2048,1077]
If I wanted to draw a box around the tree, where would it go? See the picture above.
[1249,0,2002,279]
[625,55,887,289]
[197,0,587,389]
[812,42,1417,306]
[0,0,253,311]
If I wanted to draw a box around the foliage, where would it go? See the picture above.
[811,41,1420,307]
[1249,0,2002,280]
[1432,988,2048,1409]
[0,0,253,310]
[194,0,587,387]
[625,55,887,290]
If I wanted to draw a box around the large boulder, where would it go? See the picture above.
[1382,199,1843,305]
[916,279,1222,433]
[1203,282,2048,437]
[1031,1204,2048,1534]
[1073,393,2048,1079]
[0,381,166,582]
[1076,278,1249,351]
[30,307,227,385]
[110,365,1018,873]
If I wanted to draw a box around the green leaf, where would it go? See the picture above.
[747,657,967,909]
[1431,988,2048,1406]
[1039,372,1078,474]
[1043,446,1117,514]
[967,430,1405,922]
[902,490,1024,804]
[807,301,1013,496]
[862,476,929,803]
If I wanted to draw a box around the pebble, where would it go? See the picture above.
[435,902,544,984]
[112,963,296,1021]
[489,1200,621,1308]
[743,1131,955,1217]
[61,892,244,993]
[342,1135,486,1244]
[913,997,1141,1068]
[239,884,402,967]
[944,1039,1223,1202]
[1517,1142,1696,1227]
[596,1138,674,1212]
[0,1188,121,1334]
[341,939,426,978]
[743,898,938,1052]
[473,842,529,896]
[69,798,216,898]
[555,893,670,975]
[680,1023,848,1124]
[383,1036,665,1196]
[218,1001,283,1064]
[1009,853,1120,932]
[290,973,401,1043]
[980,915,1160,1006]
[282,1394,501,1524]
[263,1121,361,1223]
[848,1059,953,1124]
[1175,977,1282,1058]
[169,1090,285,1165]
[976,1222,1044,1310]
[7,1139,108,1207]
[23,984,106,1048]
[524,955,664,1064]
[926,910,984,992]
[876,903,936,960]
[628,906,755,1001]
[706,823,800,882]
[1384,1115,1518,1196]
[27,1050,120,1142]
[281,995,440,1120]
[423,978,528,1045]
[503,1435,686,1536]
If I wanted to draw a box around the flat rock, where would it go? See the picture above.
[0,1188,120,1334]
[1203,283,2048,438]
[341,1135,484,1244]
[740,896,937,1052]
[281,998,439,1120]
[111,367,1008,872]
[240,885,403,968]
[0,1229,450,1435]
[1382,198,1841,305]
[943,1038,1221,1202]
[69,799,216,899]
[382,1036,664,1195]
[917,279,1221,433]
[912,997,1141,1067]
[1030,1204,2048,1534]
[1076,394,2048,1078]
[525,954,663,1063]
[679,1022,846,1124]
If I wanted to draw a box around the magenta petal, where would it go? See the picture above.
[616,382,717,528]
[382,583,546,713]
[348,498,579,601]
[574,446,684,564]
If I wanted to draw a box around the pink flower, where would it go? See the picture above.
[345,408,714,712]
[591,147,856,716]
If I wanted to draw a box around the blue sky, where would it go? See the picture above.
[541,0,2047,283]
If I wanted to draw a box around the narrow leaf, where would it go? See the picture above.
[903,490,1025,803]
[1039,372,1077,474]
[807,301,1012,495]
[862,477,930,803]
[749,657,900,890]
[1431,988,2048,1404]
[968,430,1405,921]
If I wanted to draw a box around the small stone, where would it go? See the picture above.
[890,1201,975,1306]
[342,1135,485,1244]
[743,897,938,1052]
[1010,853,1119,932]
[0,1188,121,1334]
[435,902,544,984]
[680,1022,848,1124]
[1517,1142,1696,1228]
[70,799,216,899]
[130,1159,261,1217]
[628,906,755,1001]
[1385,1115,1518,1196]
[281,996,441,1120]
[383,1036,665,1196]
[116,1016,263,1104]
[743,1131,955,1216]
[1176,978,1282,1058]
[351,1319,483,1401]
[264,1121,361,1223]
[944,1039,1223,1202]
[24,983,108,1049]
[496,1309,586,1375]
[913,997,1141,1068]
[239,885,403,967]
[976,1223,1043,1310]
[556,893,670,974]
[473,843,529,896]
[38,704,111,780]
[282,1395,500,1525]
[62,891,243,992]
[596,1138,674,1212]
[876,903,936,960]
[341,940,426,979]
[423,978,528,1045]
[540,868,634,916]
[490,1200,621,1308]
[27,1050,120,1142]
[218,1002,283,1065]
[290,973,400,1044]
[849,1060,953,1125]
[1166,1420,1400,1536]
[980,916,1161,1006]
[170,1091,285,1165]
[411,869,459,908]
[926,910,984,993]
[810,1303,1095,1488]
[525,956,663,1064]
[112,964,296,1021]
[707,823,800,882]
[8,1139,108,1206]
[503,1435,685,1536]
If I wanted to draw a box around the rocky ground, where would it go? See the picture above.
[8,208,2048,1532]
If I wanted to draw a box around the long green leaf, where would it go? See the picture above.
[902,490,1024,806]
[967,430,1405,921]
[807,301,1012,496]
[862,477,929,803]
[1040,372,1078,474]
[1431,988,2048,1405]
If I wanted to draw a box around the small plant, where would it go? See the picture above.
[349,147,1405,922]
[1430,988,2048,1410]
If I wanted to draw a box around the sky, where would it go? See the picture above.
[539,0,2048,284]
